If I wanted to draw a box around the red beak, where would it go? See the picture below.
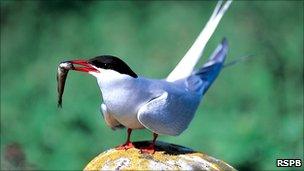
[70,60,100,73]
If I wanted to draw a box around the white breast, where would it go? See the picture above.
[93,69,154,128]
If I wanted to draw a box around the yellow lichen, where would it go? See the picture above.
[83,141,236,171]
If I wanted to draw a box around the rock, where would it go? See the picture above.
[84,141,236,171]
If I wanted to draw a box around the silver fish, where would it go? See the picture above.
[57,61,74,108]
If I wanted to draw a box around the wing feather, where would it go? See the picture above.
[137,92,199,136]
[186,38,228,95]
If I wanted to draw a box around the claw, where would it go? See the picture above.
[140,133,158,154]
[140,144,156,154]
[116,128,134,150]
[116,141,134,150]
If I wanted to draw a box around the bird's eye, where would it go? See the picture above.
[103,63,109,68]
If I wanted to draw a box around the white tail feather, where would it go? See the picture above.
[166,0,232,82]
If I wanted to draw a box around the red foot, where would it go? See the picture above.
[140,144,156,154]
[116,141,134,150]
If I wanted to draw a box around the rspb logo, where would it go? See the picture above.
[276,159,302,167]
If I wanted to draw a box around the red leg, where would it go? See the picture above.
[140,133,158,154]
[116,128,134,150]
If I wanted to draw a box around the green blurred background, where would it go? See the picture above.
[1,0,303,170]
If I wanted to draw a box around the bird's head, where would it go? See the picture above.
[69,55,137,83]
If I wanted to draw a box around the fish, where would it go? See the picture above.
[57,61,74,108]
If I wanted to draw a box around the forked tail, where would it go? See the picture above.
[166,0,232,82]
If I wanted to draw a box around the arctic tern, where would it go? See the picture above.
[60,0,232,153]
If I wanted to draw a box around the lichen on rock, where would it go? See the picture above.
[84,141,236,171]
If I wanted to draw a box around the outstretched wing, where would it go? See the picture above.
[186,38,228,95]
[137,92,199,136]
[166,0,232,82]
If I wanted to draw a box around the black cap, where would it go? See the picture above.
[88,55,138,78]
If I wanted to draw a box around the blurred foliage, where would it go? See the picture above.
[1,0,303,170]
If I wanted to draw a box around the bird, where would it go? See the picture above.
[66,0,232,153]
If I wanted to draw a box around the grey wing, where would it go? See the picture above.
[101,103,124,130]
[137,92,199,136]
[186,38,228,95]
